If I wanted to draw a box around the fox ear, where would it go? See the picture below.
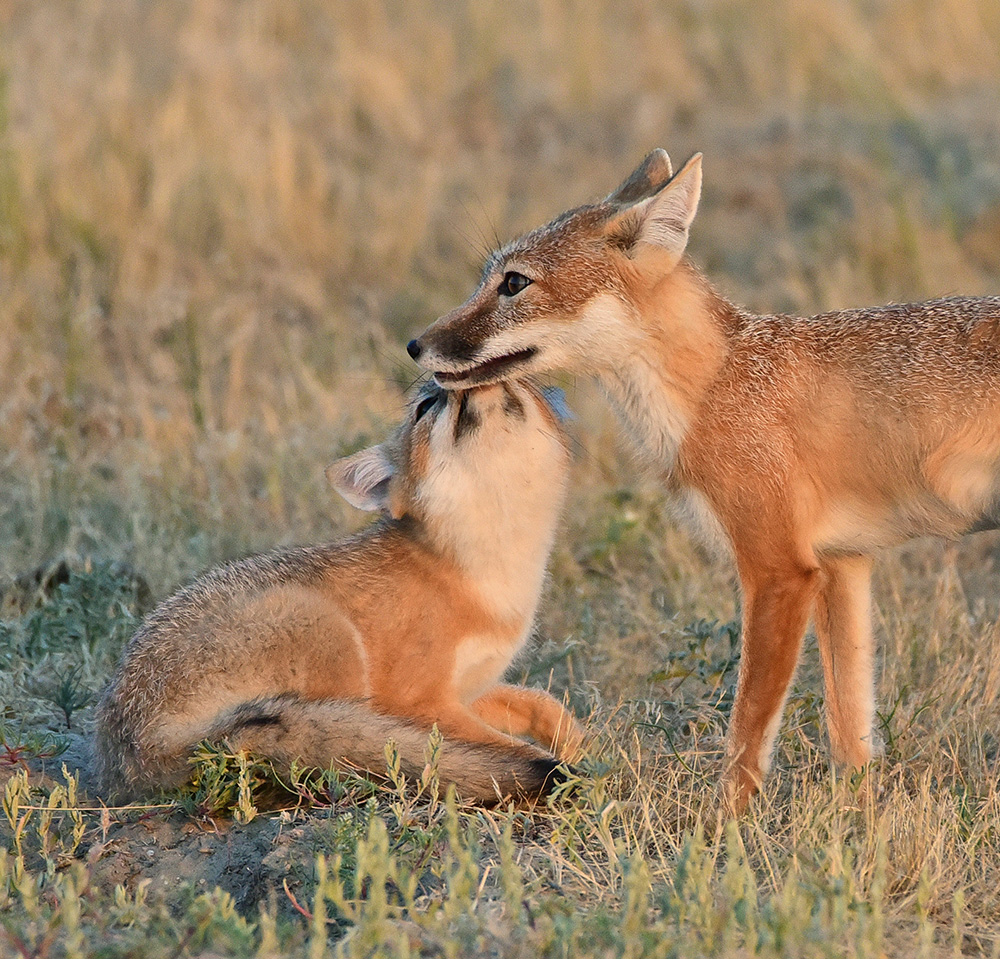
[326,445,394,512]
[607,153,702,259]
[605,149,674,207]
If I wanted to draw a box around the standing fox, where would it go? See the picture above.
[95,379,583,804]
[408,149,1000,813]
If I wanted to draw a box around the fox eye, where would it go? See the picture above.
[414,394,440,422]
[498,271,532,297]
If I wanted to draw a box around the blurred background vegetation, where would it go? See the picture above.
[1,0,999,591]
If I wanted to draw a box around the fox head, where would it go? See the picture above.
[326,379,571,527]
[407,150,703,388]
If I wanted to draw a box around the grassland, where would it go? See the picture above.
[2,0,1000,955]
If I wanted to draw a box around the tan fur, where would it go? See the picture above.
[95,380,584,805]
[409,148,1000,813]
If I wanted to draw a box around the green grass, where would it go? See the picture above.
[0,756,979,958]
[2,539,999,956]
[2,0,1000,954]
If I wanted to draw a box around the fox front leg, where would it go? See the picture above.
[722,558,822,814]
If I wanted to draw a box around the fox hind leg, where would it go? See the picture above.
[814,554,879,769]
[470,684,585,761]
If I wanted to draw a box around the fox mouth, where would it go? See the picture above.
[434,347,537,386]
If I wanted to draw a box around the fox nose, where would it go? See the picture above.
[406,338,422,360]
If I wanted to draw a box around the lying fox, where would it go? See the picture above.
[408,149,1000,812]
[95,379,583,804]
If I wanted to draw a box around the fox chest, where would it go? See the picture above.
[451,634,520,703]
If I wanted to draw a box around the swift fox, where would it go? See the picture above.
[95,379,583,804]
[408,149,1000,812]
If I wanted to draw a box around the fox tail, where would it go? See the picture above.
[95,693,569,805]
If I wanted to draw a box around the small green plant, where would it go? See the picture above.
[185,740,380,821]
[3,766,86,880]
[30,662,92,730]
[651,618,742,710]
[186,741,282,820]
[0,721,66,767]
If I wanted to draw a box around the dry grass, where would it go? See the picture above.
[2,0,1000,954]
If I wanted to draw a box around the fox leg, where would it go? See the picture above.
[470,684,585,761]
[427,701,557,758]
[722,556,822,814]
[814,554,878,769]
